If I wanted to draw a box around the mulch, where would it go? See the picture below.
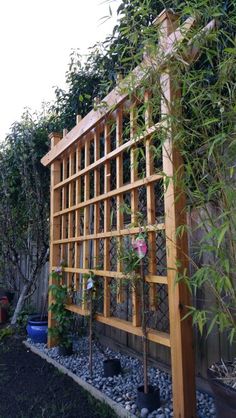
[0,335,117,418]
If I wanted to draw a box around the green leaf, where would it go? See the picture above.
[217,224,228,248]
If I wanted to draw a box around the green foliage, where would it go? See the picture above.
[48,267,72,348]
[0,326,14,341]
[0,108,53,308]
[16,304,36,328]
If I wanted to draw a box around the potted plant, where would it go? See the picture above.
[26,295,48,343]
[119,227,160,412]
[48,265,73,356]
[26,313,48,344]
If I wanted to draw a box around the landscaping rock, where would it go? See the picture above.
[28,336,216,418]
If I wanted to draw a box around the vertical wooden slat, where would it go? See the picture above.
[61,157,67,266]
[48,132,62,348]
[67,150,74,292]
[74,144,80,290]
[159,11,196,418]
[104,122,111,317]
[82,136,90,310]
[94,127,100,268]
[130,103,141,327]
[145,90,157,310]
[116,108,125,303]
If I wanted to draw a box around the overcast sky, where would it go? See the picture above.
[0,0,120,139]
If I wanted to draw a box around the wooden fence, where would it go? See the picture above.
[41,9,216,418]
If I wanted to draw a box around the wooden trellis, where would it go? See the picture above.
[41,9,216,418]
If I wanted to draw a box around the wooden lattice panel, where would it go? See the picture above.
[50,95,169,346]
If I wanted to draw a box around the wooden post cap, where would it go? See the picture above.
[153,9,179,27]
[48,132,63,148]
[76,114,82,124]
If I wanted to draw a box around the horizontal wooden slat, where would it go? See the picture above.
[53,173,163,217]
[53,122,162,190]
[65,304,90,316]
[65,304,170,347]
[52,223,165,244]
[57,266,167,285]
[146,275,168,284]
[61,267,124,279]
[96,316,170,346]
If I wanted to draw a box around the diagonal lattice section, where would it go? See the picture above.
[89,205,94,234]
[136,145,146,179]
[109,278,133,321]
[123,150,131,185]
[122,113,130,143]
[138,186,147,222]
[94,276,104,314]
[98,239,104,270]
[110,159,117,191]
[99,165,105,195]
[99,201,104,233]
[110,122,117,151]
[90,171,94,199]
[123,192,131,226]
[154,180,164,223]
[147,284,169,333]
[109,237,117,271]
[155,231,167,276]
[110,197,117,230]
[110,278,117,317]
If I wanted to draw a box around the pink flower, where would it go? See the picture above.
[132,235,147,259]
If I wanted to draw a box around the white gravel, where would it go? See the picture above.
[27,336,216,418]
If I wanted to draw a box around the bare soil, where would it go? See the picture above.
[0,334,117,418]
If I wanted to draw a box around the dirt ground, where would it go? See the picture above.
[0,334,117,418]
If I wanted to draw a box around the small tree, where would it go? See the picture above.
[0,109,52,324]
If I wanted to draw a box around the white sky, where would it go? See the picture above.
[0,0,120,139]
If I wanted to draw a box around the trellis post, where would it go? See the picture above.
[158,10,196,418]
[48,132,62,348]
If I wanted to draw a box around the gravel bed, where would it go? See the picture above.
[28,337,216,418]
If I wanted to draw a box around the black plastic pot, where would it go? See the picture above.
[103,358,122,377]
[208,365,236,418]
[26,315,48,344]
[137,385,160,412]
[58,342,73,356]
